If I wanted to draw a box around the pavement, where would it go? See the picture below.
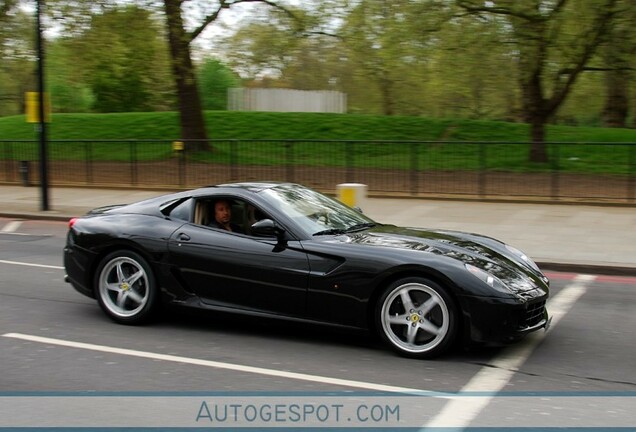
[1,185,635,276]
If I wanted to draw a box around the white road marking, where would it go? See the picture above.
[0,259,63,270]
[0,269,595,407]
[1,221,23,233]
[2,332,433,394]
[423,274,596,430]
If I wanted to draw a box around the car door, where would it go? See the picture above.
[167,222,310,317]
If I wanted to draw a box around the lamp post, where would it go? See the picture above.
[35,0,49,211]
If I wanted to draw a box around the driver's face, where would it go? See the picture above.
[215,201,231,224]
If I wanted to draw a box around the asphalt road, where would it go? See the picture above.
[1,218,635,429]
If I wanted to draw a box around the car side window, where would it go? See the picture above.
[194,197,271,236]
[230,200,271,236]
[166,198,193,222]
[194,199,210,225]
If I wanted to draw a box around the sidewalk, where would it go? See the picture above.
[1,185,635,276]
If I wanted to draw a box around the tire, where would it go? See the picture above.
[375,277,457,359]
[94,250,158,325]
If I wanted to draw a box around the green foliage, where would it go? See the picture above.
[196,58,240,110]
[1,111,635,143]
[46,42,94,113]
[1,0,635,137]
[1,112,634,174]
[78,6,175,113]
[0,8,35,116]
[0,112,180,140]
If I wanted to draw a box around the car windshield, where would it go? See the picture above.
[261,184,377,236]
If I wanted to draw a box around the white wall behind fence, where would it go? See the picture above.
[228,88,347,113]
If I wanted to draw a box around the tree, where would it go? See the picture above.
[342,0,452,116]
[458,0,620,163]
[221,20,299,82]
[80,6,174,113]
[46,41,94,113]
[600,0,636,128]
[0,0,18,47]
[197,58,240,110]
[162,0,296,151]
[426,10,519,120]
[163,0,208,150]
[0,4,35,116]
[220,14,344,91]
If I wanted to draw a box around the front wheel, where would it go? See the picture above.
[94,250,158,325]
[375,277,457,359]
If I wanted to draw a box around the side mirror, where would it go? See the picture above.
[251,219,285,240]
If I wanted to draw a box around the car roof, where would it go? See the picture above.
[194,181,295,195]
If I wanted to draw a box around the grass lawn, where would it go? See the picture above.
[1,111,635,174]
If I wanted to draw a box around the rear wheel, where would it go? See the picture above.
[375,277,457,359]
[94,250,158,324]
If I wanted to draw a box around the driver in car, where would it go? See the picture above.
[210,199,241,233]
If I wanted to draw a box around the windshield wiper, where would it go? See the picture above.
[313,223,377,236]
[345,222,377,232]
[313,228,346,236]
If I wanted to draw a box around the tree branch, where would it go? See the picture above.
[188,0,298,43]
[559,66,635,74]
[546,0,620,115]
[0,0,17,22]
[549,0,569,18]
[456,0,544,22]
[303,30,343,40]
[189,5,223,42]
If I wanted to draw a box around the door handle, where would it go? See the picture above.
[177,233,191,241]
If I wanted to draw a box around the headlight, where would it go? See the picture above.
[505,244,541,272]
[465,263,510,294]
[465,263,544,300]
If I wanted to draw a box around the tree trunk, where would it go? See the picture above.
[380,76,395,116]
[522,70,549,163]
[601,8,632,128]
[163,0,209,152]
[529,118,549,163]
[602,69,629,128]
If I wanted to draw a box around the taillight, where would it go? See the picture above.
[68,217,78,229]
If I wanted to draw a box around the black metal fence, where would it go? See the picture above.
[1,139,635,204]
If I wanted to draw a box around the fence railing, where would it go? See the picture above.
[1,139,635,204]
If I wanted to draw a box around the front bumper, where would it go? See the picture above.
[459,294,549,344]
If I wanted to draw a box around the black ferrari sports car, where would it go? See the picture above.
[64,182,550,358]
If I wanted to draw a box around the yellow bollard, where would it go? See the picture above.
[337,183,367,210]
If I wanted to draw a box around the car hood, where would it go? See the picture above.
[328,224,548,294]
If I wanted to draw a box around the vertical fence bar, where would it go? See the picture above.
[1,142,5,182]
[83,141,89,184]
[130,140,137,186]
[346,141,354,183]
[3,139,636,203]
[179,141,186,188]
[85,141,93,185]
[479,142,486,198]
[410,142,419,196]
[551,142,560,201]
[629,143,635,203]
[4,142,13,182]
[230,140,238,181]
[286,141,295,183]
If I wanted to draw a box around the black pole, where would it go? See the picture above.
[36,0,49,211]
